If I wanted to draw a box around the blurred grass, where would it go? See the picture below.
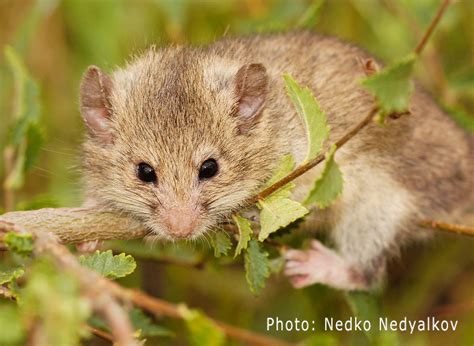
[1,1,473,345]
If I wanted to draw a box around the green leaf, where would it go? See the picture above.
[265,154,295,188]
[244,240,270,295]
[179,306,225,346]
[233,215,253,257]
[4,46,44,190]
[0,303,26,345]
[362,54,416,121]
[4,232,34,256]
[129,308,175,338]
[444,105,474,133]
[210,231,232,258]
[22,258,90,346]
[345,291,381,342]
[304,145,343,209]
[79,250,136,279]
[284,74,329,161]
[258,195,308,241]
[0,267,24,285]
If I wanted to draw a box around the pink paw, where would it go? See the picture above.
[75,240,102,253]
[284,240,366,290]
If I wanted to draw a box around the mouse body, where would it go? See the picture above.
[79,32,473,290]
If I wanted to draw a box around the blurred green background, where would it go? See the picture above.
[0,0,473,345]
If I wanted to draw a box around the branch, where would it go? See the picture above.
[30,229,139,346]
[419,220,474,237]
[85,326,114,343]
[252,107,379,202]
[0,214,294,345]
[414,0,451,55]
[104,285,295,346]
[0,208,149,243]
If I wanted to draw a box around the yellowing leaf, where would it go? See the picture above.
[79,250,136,279]
[305,145,343,209]
[362,54,416,121]
[179,306,225,346]
[284,74,329,161]
[210,231,232,258]
[244,240,270,295]
[233,215,253,257]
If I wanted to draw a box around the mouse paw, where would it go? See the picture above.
[284,240,368,290]
[75,240,102,253]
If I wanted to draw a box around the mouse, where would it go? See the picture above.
[78,31,473,290]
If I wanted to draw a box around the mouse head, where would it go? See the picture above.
[80,49,280,240]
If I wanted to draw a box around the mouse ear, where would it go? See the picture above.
[233,63,268,133]
[79,66,113,144]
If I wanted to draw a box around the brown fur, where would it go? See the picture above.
[80,31,473,280]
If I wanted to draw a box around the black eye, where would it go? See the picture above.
[137,162,157,183]
[199,159,218,180]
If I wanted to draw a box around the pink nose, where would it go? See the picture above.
[162,206,199,238]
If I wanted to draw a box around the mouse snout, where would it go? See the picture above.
[162,206,199,238]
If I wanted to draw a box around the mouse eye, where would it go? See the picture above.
[137,162,157,183]
[199,159,218,180]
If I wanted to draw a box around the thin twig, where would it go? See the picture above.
[85,325,114,343]
[414,0,451,55]
[108,286,295,346]
[252,107,379,203]
[1,219,293,345]
[419,220,474,237]
[31,229,139,346]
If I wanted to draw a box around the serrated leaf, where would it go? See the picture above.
[0,303,26,345]
[233,215,253,257]
[0,267,24,285]
[4,232,34,256]
[129,308,175,338]
[79,250,136,279]
[244,240,270,295]
[179,306,225,346]
[210,231,231,258]
[258,196,308,241]
[304,145,343,209]
[362,54,416,121]
[284,74,329,161]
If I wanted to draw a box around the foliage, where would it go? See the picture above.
[78,250,136,279]
[1,1,473,345]
[244,240,271,295]
[4,232,34,256]
[179,306,225,346]
[3,47,44,190]
[362,54,416,123]
[304,145,343,208]
[284,74,329,161]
